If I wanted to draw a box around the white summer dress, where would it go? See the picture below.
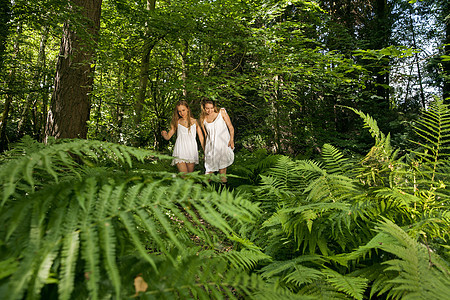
[204,108,234,173]
[171,123,199,165]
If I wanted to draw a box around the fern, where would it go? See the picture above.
[321,268,368,300]
[247,104,450,299]
[0,139,277,299]
[411,99,450,183]
[229,148,283,186]
[298,280,351,299]
[343,106,388,147]
[321,144,352,175]
[221,249,272,270]
[0,139,171,206]
[343,219,450,299]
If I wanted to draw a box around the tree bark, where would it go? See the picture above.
[180,39,189,99]
[0,0,10,71]
[45,0,102,141]
[0,24,20,152]
[134,0,156,130]
[443,2,450,103]
[135,41,152,127]
[374,0,391,108]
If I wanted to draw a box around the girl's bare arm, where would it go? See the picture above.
[161,125,176,140]
[221,109,234,149]
[196,120,205,150]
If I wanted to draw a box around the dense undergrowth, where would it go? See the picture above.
[0,100,449,299]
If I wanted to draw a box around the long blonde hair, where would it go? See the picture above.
[170,100,193,131]
[200,99,219,125]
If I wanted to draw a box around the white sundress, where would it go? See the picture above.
[204,109,234,173]
[171,123,199,165]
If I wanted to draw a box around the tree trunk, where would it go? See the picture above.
[0,91,13,152]
[443,2,450,103]
[180,39,189,99]
[45,0,102,141]
[0,24,20,152]
[0,0,10,71]
[374,0,391,108]
[135,42,152,127]
[134,0,156,130]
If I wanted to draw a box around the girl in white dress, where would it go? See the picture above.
[162,101,204,174]
[200,100,235,183]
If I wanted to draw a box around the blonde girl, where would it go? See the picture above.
[162,101,204,173]
[200,99,234,182]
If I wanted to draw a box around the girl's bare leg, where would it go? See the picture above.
[205,171,213,182]
[176,163,188,174]
[218,168,227,183]
[186,163,195,173]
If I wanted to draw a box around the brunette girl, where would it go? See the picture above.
[162,101,204,173]
[200,99,234,182]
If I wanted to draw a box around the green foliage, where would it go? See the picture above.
[0,138,283,299]
[410,100,450,183]
[345,219,450,299]
[2,101,450,299]
[234,100,450,299]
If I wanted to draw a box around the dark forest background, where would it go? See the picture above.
[1,0,449,154]
[0,0,449,299]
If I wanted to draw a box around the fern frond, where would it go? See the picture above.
[321,268,368,300]
[343,218,450,299]
[343,106,387,146]
[59,230,80,300]
[221,249,272,270]
[411,99,450,183]
[304,173,357,203]
[283,265,323,286]
[118,211,158,272]
[298,279,350,299]
[98,221,121,299]
[80,226,101,300]
[1,164,264,299]
[0,139,168,206]
[119,249,295,300]
[0,257,19,280]
[260,255,324,279]
[230,149,283,185]
[321,144,352,175]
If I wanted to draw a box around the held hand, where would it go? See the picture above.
[161,131,168,139]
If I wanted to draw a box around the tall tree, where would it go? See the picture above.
[0,23,20,152]
[0,0,10,71]
[134,0,157,132]
[442,1,450,103]
[45,0,102,140]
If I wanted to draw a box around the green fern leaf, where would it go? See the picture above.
[283,265,323,286]
[118,211,158,272]
[322,268,367,300]
[99,221,121,299]
[344,219,450,299]
[221,249,271,270]
[321,144,352,175]
[59,231,80,300]
[412,99,450,183]
[81,226,101,300]
[260,255,324,279]
[0,258,19,280]
[343,106,386,145]
[298,279,350,299]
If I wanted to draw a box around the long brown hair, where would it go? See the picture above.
[200,99,219,125]
[170,100,193,131]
